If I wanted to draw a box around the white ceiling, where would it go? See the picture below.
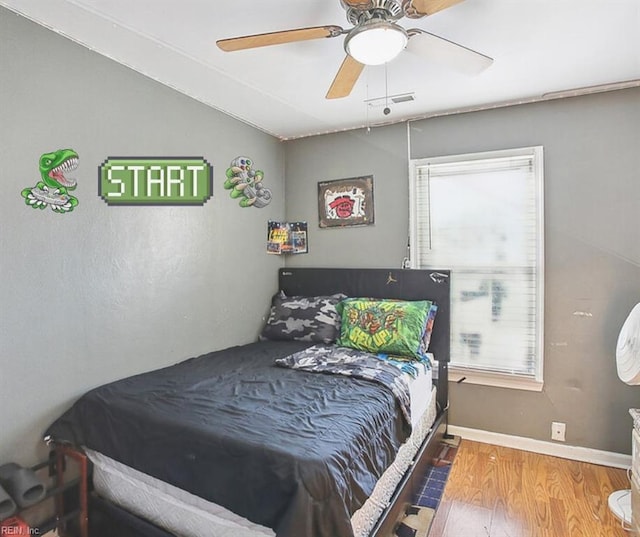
[2,0,640,140]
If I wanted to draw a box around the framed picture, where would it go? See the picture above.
[267,221,308,254]
[317,175,374,228]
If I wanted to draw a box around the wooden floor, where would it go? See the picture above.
[429,439,632,537]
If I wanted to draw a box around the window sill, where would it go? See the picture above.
[448,367,543,392]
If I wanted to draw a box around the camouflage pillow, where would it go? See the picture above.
[260,292,346,343]
[337,298,434,360]
[420,303,438,354]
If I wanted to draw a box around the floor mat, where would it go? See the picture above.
[392,435,460,537]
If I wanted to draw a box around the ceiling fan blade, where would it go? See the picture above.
[217,25,343,52]
[407,0,465,16]
[406,30,493,75]
[326,55,365,99]
[340,0,375,8]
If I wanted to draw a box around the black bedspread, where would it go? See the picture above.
[45,341,409,537]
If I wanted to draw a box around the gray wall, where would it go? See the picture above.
[284,122,410,268]
[0,8,285,466]
[284,88,640,454]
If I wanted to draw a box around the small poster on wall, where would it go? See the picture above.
[317,175,374,228]
[267,221,308,255]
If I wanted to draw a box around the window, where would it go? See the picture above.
[409,147,544,390]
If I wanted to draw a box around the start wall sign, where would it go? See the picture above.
[99,157,213,205]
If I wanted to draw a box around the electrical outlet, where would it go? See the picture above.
[551,421,566,442]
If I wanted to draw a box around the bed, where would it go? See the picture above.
[44,267,451,537]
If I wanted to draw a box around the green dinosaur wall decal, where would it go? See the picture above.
[21,149,79,213]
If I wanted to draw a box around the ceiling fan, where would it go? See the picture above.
[216,0,493,99]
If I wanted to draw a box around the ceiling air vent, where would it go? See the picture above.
[365,92,415,107]
[391,93,415,104]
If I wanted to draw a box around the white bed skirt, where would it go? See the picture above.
[88,386,437,537]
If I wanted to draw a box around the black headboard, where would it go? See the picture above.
[278,267,450,364]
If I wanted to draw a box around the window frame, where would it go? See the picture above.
[409,146,545,391]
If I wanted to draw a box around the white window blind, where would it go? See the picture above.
[410,147,544,385]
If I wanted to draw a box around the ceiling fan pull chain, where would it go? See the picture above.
[384,63,391,115]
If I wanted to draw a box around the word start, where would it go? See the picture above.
[99,157,213,205]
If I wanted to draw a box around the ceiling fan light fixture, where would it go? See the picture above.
[345,20,408,65]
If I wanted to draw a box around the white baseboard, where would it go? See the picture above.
[448,425,632,469]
